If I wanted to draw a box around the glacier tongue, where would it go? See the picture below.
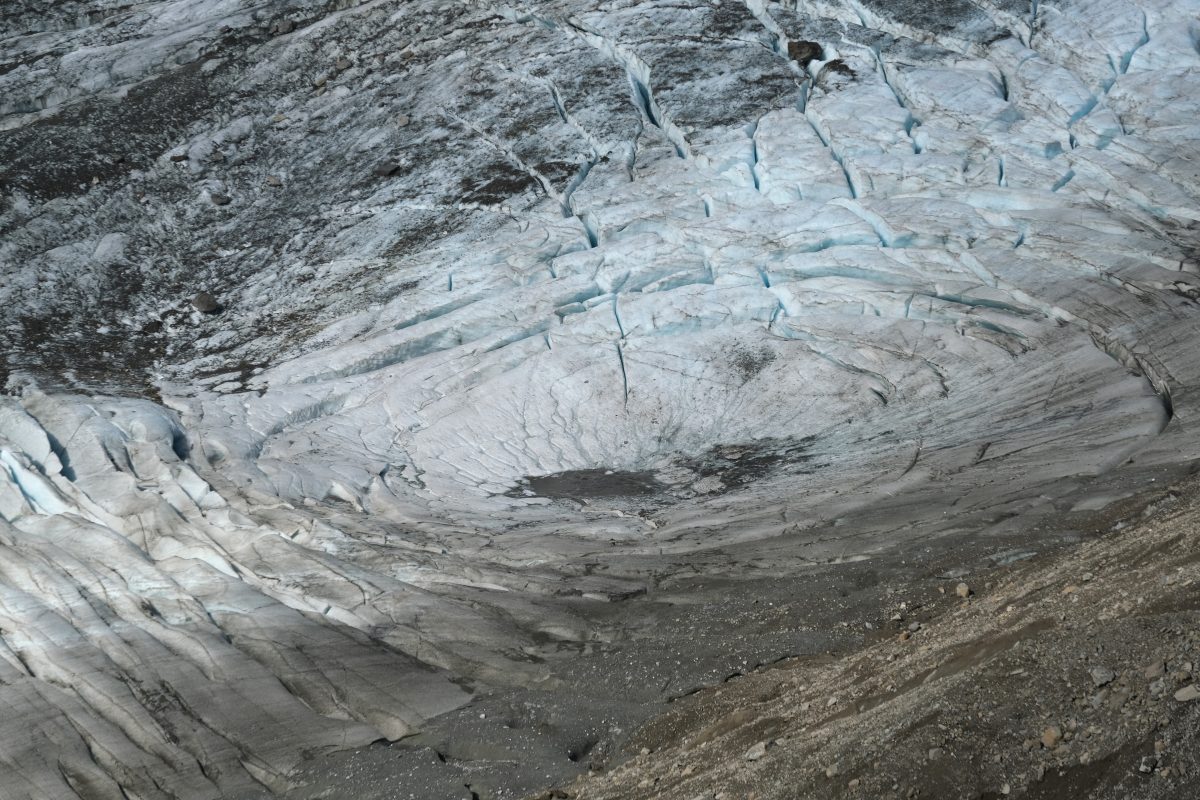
[2,0,1200,796]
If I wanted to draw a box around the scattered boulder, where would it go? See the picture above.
[374,162,403,178]
[209,192,232,206]
[956,582,972,598]
[1040,726,1062,749]
[820,59,854,77]
[1089,666,1116,687]
[815,59,855,90]
[787,40,824,66]
[192,292,220,314]
[1174,684,1200,702]
[270,18,295,35]
[745,741,768,761]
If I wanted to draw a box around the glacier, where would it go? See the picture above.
[1,0,1199,797]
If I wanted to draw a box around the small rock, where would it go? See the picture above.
[192,292,220,313]
[848,779,860,790]
[169,152,189,163]
[1140,756,1158,774]
[271,18,295,35]
[336,56,352,71]
[825,763,840,778]
[209,192,232,206]
[898,630,911,641]
[1144,660,1166,679]
[1174,684,1200,702]
[1082,572,1094,582]
[745,742,767,761]
[815,58,855,86]
[786,40,824,66]
[1041,726,1062,749]
[374,162,403,178]
[927,747,943,761]
[1090,666,1116,687]
[956,582,972,598]
[908,621,922,633]
[395,114,410,127]
[265,175,282,187]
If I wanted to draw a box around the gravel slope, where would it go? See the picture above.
[554,475,1200,800]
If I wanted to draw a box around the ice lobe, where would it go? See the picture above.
[0,393,471,796]
[2,0,1200,795]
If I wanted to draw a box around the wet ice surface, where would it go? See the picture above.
[1,0,1200,797]
[508,469,664,499]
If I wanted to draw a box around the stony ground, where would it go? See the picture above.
[547,475,1200,800]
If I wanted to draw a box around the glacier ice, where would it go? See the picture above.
[1,0,1199,795]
